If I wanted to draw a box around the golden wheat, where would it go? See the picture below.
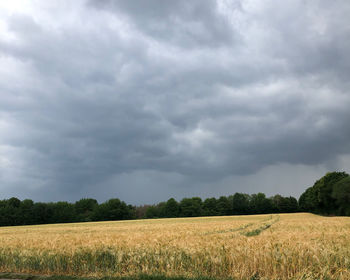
[0,213,349,279]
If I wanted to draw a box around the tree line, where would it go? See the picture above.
[142,193,298,219]
[0,193,298,227]
[0,171,349,226]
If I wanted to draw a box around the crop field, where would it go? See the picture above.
[0,213,350,280]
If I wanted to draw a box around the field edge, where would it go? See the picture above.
[0,273,243,280]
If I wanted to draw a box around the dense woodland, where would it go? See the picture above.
[299,171,350,216]
[0,171,349,226]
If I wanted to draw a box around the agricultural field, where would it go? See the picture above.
[0,213,350,280]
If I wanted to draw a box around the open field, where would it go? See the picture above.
[0,213,350,280]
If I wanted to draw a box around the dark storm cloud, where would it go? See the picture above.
[88,0,239,48]
[0,0,350,203]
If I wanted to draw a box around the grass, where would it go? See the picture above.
[0,213,350,279]
[0,273,220,280]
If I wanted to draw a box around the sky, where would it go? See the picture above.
[0,0,350,205]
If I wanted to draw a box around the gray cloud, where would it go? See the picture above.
[88,0,239,48]
[0,0,350,203]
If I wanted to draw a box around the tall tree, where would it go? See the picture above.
[19,199,35,225]
[250,193,272,214]
[332,176,350,215]
[203,197,219,216]
[165,198,179,218]
[75,198,98,222]
[231,193,251,214]
[32,202,53,225]
[179,197,203,217]
[299,171,349,214]
[217,196,231,216]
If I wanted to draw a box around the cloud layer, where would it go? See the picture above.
[1,0,350,203]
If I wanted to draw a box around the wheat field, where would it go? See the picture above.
[0,213,350,280]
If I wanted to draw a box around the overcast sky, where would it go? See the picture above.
[1,0,350,204]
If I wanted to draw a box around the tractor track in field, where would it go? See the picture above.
[203,215,279,236]
[239,215,280,237]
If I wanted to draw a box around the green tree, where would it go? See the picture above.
[0,199,16,226]
[164,198,179,217]
[332,176,350,216]
[250,193,272,214]
[4,197,22,226]
[316,172,349,214]
[271,195,298,213]
[19,199,35,225]
[75,198,98,222]
[179,197,203,217]
[49,202,76,223]
[156,202,167,218]
[299,171,349,214]
[231,193,251,214]
[94,198,133,221]
[203,197,219,216]
[8,197,21,208]
[32,202,53,225]
[298,186,318,212]
[145,205,160,218]
[217,196,231,216]
[135,205,151,219]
